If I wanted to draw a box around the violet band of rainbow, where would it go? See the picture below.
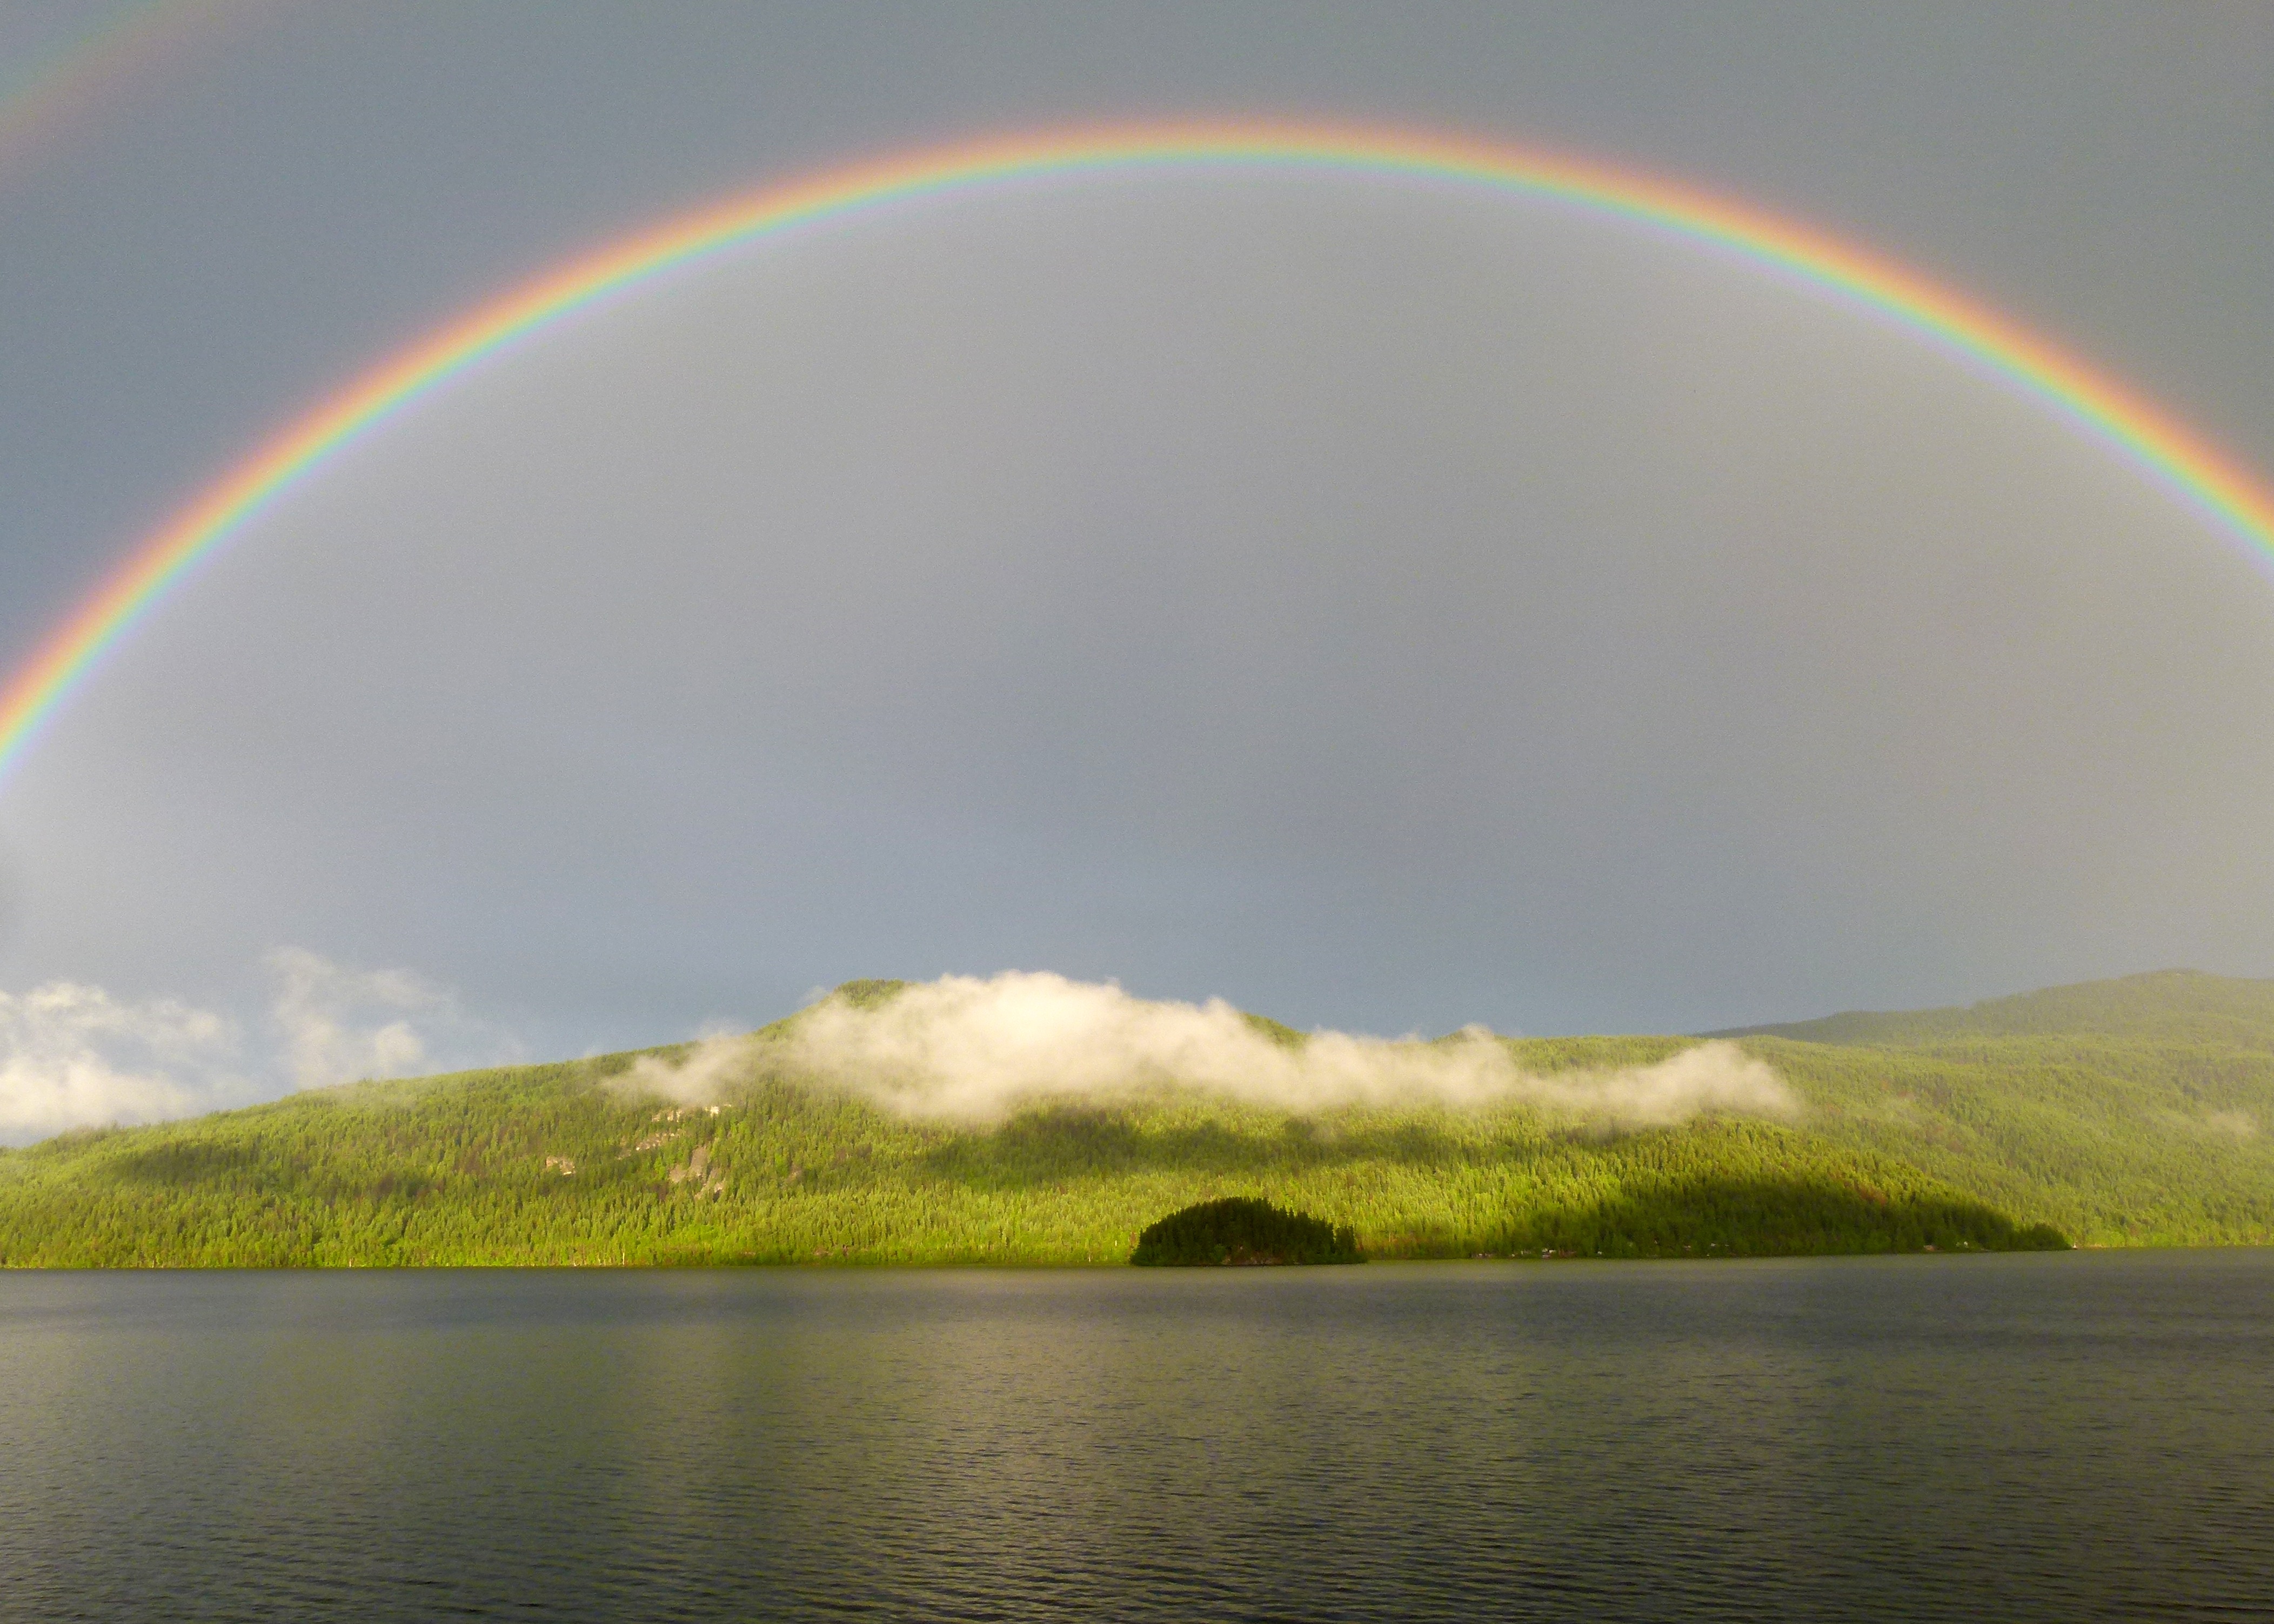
[4,121,2271,793]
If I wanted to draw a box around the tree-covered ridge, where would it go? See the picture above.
[2,971,2269,1265]
[1714,968,2274,1049]
[1696,970,2274,1244]
[0,1053,2050,1266]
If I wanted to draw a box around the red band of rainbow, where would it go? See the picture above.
[4,122,2269,791]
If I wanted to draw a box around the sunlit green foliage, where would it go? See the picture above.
[1715,968,2274,1048]
[0,1038,2054,1266]
[1708,971,2274,1244]
[3,971,2269,1266]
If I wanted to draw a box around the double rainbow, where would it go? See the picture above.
[4,122,2270,790]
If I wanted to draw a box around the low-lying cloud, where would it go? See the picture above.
[616,1029,760,1106]
[0,981,243,1143]
[2156,1106,2257,1140]
[0,949,521,1143]
[269,946,455,1089]
[634,971,1798,1126]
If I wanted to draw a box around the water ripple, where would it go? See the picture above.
[2,1254,2271,1621]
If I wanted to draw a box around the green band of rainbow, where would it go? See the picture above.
[5,120,2271,791]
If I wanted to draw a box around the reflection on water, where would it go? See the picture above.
[3,1253,2270,1621]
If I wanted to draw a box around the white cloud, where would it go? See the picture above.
[4,963,1789,1146]
[628,971,1800,1126]
[0,981,244,1143]
[2156,1106,2257,1139]
[266,945,521,1088]
[0,949,524,1143]
[613,1028,759,1105]
[267,946,443,1088]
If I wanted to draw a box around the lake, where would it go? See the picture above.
[2,1252,2269,1620]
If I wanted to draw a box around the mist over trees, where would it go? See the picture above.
[4,971,2270,1266]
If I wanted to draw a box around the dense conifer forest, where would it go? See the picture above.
[5,970,2270,1266]
[1132,1197,1366,1265]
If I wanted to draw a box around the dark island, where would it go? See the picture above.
[1131,1197,1365,1265]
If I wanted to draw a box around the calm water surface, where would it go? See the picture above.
[2,1252,2270,1621]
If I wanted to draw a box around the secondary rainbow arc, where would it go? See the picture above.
[4,120,2271,791]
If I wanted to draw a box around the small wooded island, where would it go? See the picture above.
[1132,1197,1365,1265]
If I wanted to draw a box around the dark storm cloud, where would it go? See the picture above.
[0,4,2269,1124]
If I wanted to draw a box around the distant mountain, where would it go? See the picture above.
[6,972,2273,1266]
[1710,970,2274,1049]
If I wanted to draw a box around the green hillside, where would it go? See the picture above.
[1713,968,2274,1048]
[4,971,2271,1266]
[1700,970,2274,1245]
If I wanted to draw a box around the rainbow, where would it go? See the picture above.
[4,120,2272,791]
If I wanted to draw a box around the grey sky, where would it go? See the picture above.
[0,3,2270,1123]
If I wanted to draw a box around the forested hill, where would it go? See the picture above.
[3,972,2271,1266]
[1711,969,2274,1049]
